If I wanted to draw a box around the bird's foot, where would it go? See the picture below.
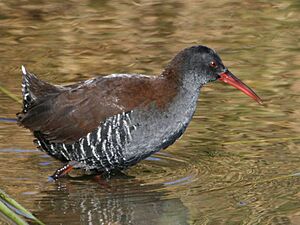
[49,161,79,181]
[92,174,113,190]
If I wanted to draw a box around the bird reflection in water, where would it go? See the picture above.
[34,174,189,225]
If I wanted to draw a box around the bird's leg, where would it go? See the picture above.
[92,173,113,190]
[49,161,79,181]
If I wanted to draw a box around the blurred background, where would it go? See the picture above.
[0,0,299,224]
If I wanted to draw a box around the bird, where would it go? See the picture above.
[17,45,262,180]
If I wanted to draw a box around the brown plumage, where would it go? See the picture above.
[17,69,179,144]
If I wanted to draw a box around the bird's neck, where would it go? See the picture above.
[161,65,204,108]
[167,78,201,124]
[161,59,206,91]
[161,67,203,142]
[159,68,204,142]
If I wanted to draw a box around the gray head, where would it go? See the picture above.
[163,45,263,104]
[167,45,226,85]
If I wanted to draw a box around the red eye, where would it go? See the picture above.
[210,61,217,68]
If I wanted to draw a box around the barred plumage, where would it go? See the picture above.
[35,111,134,172]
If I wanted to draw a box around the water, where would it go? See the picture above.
[0,0,299,224]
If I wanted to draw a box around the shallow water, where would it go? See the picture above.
[0,0,299,224]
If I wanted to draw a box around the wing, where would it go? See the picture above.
[17,68,177,144]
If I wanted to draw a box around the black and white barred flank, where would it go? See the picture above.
[35,111,137,172]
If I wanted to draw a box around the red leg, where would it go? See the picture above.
[49,161,78,180]
[93,175,110,189]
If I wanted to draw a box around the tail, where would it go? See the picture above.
[21,65,35,113]
[20,65,65,112]
[17,65,63,121]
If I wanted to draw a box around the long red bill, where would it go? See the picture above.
[219,70,263,104]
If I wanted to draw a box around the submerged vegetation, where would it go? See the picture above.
[0,83,21,104]
[0,189,44,225]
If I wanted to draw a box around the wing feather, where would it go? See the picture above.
[17,70,176,144]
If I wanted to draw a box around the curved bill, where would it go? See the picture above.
[219,70,263,104]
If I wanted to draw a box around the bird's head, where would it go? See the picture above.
[166,45,262,104]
